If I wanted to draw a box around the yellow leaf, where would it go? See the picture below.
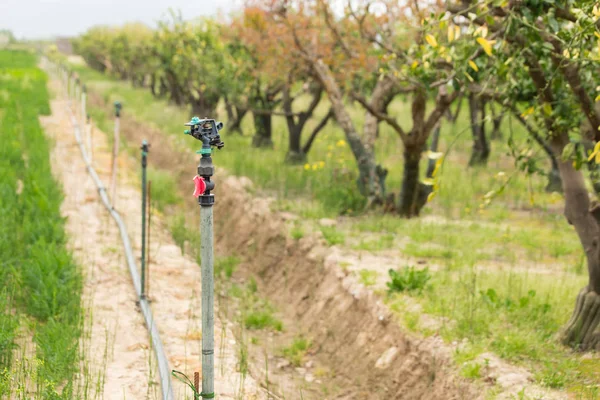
[427,192,436,202]
[425,34,438,48]
[520,107,534,119]
[596,152,600,164]
[411,60,419,69]
[595,94,600,102]
[468,60,479,72]
[477,37,493,56]
[447,26,455,42]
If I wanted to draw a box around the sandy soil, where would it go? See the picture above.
[41,80,264,399]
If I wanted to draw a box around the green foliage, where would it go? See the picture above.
[387,266,431,294]
[358,269,377,287]
[146,166,182,211]
[320,226,345,245]
[244,310,283,331]
[215,256,240,279]
[0,50,82,396]
[281,336,311,367]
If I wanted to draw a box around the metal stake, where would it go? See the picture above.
[87,114,93,164]
[182,117,224,400]
[111,101,122,208]
[147,180,152,298]
[141,140,149,299]
[81,84,87,128]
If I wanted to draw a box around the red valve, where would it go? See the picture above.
[193,175,207,197]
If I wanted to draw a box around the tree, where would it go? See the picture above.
[448,0,600,351]
[151,13,227,117]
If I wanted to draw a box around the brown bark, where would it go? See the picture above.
[398,146,429,218]
[312,59,387,204]
[251,112,273,148]
[552,135,600,351]
[468,94,490,166]
[283,82,323,163]
[363,76,397,155]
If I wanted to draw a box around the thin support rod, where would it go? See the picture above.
[200,204,215,399]
[141,143,148,299]
[147,180,152,297]
[111,117,120,207]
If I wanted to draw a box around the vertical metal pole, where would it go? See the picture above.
[200,203,214,400]
[81,85,87,132]
[147,180,152,297]
[87,114,93,164]
[140,140,149,299]
[111,102,121,207]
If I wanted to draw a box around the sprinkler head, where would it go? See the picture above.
[114,101,122,117]
[183,117,224,150]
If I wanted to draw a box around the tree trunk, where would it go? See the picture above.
[252,112,273,148]
[312,59,386,204]
[489,102,504,140]
[285,125,305,163]
[552,136,600,351]
[426,124,441,178]
[546,163,563,193]
[468,94,490,166]
[229,106,247,135]
[302,109,333,155]
[398,146,428,218]
[150,74,157,97]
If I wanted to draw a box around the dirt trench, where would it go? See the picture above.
[87,91,480,399]
[42,81,264,399]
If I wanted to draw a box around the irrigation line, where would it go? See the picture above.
[65,100,175,400]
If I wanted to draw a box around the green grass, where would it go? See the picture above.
[387,267,600,394]
[145,166,182,211]
[0,50,84,398]
[358,269,378,287]
[320,226,345,245]
[281,336,311,367]
[226,276,284,332]
[215,256,240,279]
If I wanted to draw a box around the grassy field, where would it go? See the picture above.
[68,57,600,398]
[0,50,85,399]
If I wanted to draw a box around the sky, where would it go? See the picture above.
[0,0,238,40]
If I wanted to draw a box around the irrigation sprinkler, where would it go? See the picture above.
[110,101,122,208]
[140,140,150,299]
[183,116,224,400]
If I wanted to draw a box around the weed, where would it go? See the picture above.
[358,269,378,287]
[281,336,311,367]
[244,310,283,332]
[320,226,345,245]
[387,267,431,294]
[215,256,240,279]
[460,362,482,379]
[291,224,304,240]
